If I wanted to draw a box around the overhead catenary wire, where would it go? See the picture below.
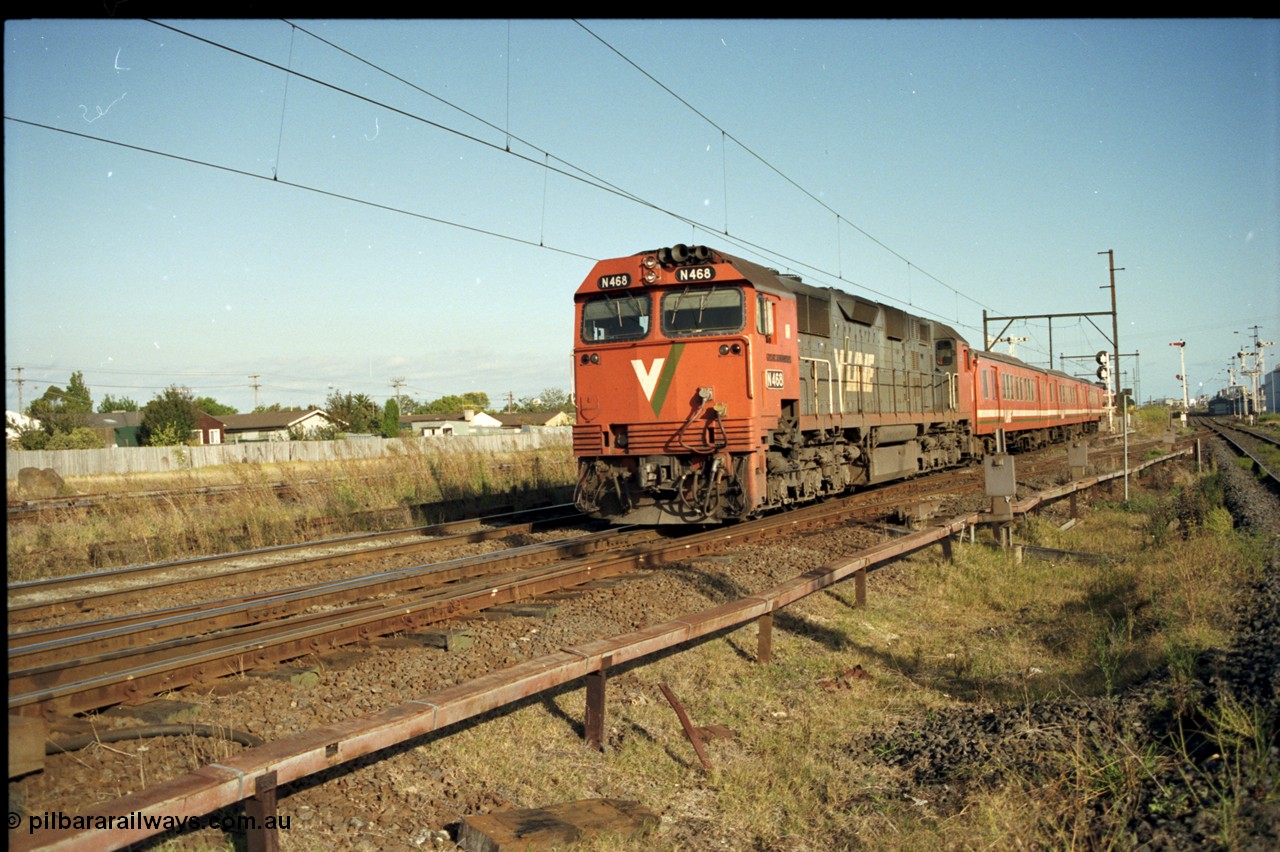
[208,19,996,325]
[5,21,1103,413]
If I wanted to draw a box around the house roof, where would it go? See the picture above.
[208,409,333,430]
[84,411,145,429]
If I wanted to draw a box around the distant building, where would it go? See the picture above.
[196,409,340,443]
[494,411,574,431]
[84,411,144,447]
[1265,366,1279,415]
[400,409,503,437]
[5,411,41,446]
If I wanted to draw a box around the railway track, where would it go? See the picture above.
[8,494,886,719]
[6,434,1186,722]
[7,503,583,623]
[1201,417,1280,489]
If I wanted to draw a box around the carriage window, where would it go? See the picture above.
[661,286,744,337]
[581,293,651,342]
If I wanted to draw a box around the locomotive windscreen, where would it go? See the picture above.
[581,292,651,342]
[660,286,744,337]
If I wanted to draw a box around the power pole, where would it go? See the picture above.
[390,377,406,415]
[248,374,261,410]
[10,366,24,412]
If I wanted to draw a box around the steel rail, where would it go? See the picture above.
[7,492,916,719]
[7,504,581,619]
[1201,419,1280,489]
[9,525,652,667]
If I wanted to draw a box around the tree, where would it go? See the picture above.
[98,394,139,413]
[193,396,238,416]
[325,391,379,435]
[10,420,48,450]
[537,388,572,412]
[28,371,93,435]
[418,391,490,414]
[381,398,401,438]
[140,386,199,446]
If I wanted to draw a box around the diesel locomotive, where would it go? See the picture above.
[572,244,1107,524]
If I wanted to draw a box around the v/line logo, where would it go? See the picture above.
[630,343,685,416]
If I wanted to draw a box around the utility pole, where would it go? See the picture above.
[10,366,24,412]
[390,377,406,415]
[248,374,261,410]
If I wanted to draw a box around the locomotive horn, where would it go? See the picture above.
[691,245,711,262]
[670,243,690,263]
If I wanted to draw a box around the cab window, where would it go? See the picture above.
[581,293,651,342]
[661,286,744,337]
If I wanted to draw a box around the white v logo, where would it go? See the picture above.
[631,358,665,401]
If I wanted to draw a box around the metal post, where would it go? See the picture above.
[854,568,866,608]
[585,660,609,751]
[245,771,280,852]
[756,612,773,664]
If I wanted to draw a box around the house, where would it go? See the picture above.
[400,409,503,437]
[84,411,145,447]
[5,411,41,446]
[494,411,574,431]
[197,409,340,443]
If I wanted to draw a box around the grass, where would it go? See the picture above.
[6,445,575,582]
[401,460,1272,848]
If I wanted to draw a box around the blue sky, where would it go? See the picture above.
[5,19,1278,413]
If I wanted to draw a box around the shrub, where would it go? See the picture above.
[45,427,105,450]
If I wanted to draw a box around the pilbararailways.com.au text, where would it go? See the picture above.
[15,810,291,835]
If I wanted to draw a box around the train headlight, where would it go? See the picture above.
[643,269,659,284]
[580,353,600,365]
[718,343,742,356]
[642,255,658,269]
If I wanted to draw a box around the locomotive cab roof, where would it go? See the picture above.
[601,244,968,346]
